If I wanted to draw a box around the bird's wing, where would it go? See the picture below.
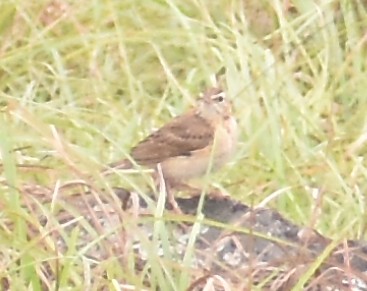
[131,113,214,166]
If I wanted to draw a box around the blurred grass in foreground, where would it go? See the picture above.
[1,0,367,289]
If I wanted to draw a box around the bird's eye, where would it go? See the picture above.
[212,92,225,103]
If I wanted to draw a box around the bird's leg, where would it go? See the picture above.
[165,180,183,214]
[153,165,182,214]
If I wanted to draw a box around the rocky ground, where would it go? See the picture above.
[12,182,367,290]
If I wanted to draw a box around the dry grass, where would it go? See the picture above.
[1,0,367,289]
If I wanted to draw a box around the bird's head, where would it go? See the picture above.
[197,87,232,120]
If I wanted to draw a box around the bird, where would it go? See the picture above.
[104,87,238,211]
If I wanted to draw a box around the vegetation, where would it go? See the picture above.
[1,0,367,289]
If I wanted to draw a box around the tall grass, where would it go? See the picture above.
[1,0,367,289]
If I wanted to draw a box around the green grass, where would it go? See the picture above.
[1,0,367,289]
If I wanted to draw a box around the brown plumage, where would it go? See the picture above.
[104,87,238,209]
[130,113,214,166]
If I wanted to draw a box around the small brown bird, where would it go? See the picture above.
[105,87,238,210]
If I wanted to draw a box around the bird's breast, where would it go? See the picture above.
[212,116,238,167]
[160,116,238,181]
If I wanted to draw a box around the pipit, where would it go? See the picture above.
[105,87,238,211]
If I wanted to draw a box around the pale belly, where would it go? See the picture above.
[160,116,238,181]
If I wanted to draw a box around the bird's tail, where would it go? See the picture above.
[101,159,133,176]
